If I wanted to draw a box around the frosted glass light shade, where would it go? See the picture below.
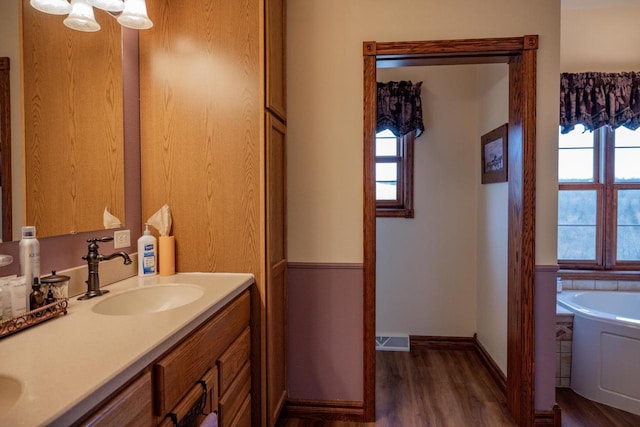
[64,0,100,32]
[117,0,153,29]
[30,0,71,15]
[88,0,123,12]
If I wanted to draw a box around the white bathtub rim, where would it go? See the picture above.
[557,291,640,330]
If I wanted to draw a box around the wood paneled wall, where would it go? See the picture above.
[139,0,263,276]
[22,2,124,237]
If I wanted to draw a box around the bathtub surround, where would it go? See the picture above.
[558,291,640,415]
[555,306,573,387]
[561,279,640,292]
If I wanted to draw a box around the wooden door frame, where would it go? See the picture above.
[363,36,538,426]
[0,58,12,243]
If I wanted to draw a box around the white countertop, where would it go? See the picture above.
[0,272,254,427]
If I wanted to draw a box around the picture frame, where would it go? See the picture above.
[481,123,508,184]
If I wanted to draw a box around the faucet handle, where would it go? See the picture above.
[86,237,114,244]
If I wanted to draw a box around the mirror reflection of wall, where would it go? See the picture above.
[0,1,21,241]
[19,1,126,240]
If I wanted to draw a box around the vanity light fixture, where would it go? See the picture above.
[30,0,153,32]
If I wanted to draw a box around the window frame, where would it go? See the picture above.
[375,130,414,218]
[558,126,640,271]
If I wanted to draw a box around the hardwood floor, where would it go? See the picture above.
[556,387,640,427]
[277,348,515,426]
[277,348,640,426]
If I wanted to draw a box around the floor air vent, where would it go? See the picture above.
[375,334,410,352]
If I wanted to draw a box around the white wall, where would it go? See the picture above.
[375,64,509,374]
[376,65,479,338]
[562,5,640,72]
[288,0,560,266]
[0,2,23,240]
[287,0,560,409]
[476,64,509,374]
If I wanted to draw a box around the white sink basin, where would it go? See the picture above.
[0,375,22,416]
[92,284,204,315]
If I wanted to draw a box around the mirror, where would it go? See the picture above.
[0,1,125,241]
[0,57,12,243]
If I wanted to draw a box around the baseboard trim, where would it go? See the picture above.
[534,404,561,427]
[287,262,364,270]
[410,335,475,350]
[282,398,365,422]
[473,334,507,396]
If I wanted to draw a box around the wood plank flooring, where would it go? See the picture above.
[277,348,515,426]
[277,348,640,427]
[556,387,640,427]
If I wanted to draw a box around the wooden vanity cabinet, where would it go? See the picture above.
[80,371,153,427]
[154,290,251,426]
[140,0,287,423]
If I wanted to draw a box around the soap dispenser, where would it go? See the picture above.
[137,223,157,276]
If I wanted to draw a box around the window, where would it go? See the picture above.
[558,125,640,270]
[375,129,414,218]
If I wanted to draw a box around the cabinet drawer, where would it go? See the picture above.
[218,327,250,395]
[218,363,250,427]
[154,291,250,415]
[229,393,251,427]
[157,380,205,427]
[82,371,153,427]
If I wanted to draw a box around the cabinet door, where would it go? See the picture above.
[266,113,287,426]
[82,371,153,427]
[266,0,286,121]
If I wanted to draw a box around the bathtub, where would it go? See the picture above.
[557,291,640,415]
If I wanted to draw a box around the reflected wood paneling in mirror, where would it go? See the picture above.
[0,57,12,242]
[22,1,125,238]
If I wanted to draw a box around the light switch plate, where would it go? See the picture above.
[114,229,131,248]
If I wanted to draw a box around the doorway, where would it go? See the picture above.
[362,36,538,426]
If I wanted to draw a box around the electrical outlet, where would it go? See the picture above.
[114,229,131,249]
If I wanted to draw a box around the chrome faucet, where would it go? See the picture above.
[78,237,132,300]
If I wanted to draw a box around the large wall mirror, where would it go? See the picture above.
[0,1,126,241]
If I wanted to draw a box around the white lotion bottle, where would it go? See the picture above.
[138,223,157,276]
[19,226,40,310]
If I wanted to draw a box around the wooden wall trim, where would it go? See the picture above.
[362,51,378,424]
[411,335,507,397]
[282,399,364,422]
[287,262,364,270]
[473,334,507,397]
[534,404,561,427]
[373,36,536,57]
[410,335,475,350]
[364,35,538,427]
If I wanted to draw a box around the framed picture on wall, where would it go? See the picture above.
[481,123,508,184]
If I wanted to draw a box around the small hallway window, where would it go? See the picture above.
[375,129,414,218]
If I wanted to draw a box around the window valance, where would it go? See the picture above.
[560,72,640,134]
[377,80,424,137]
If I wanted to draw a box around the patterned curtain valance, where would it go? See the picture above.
[560,72,640,134]
[377,80,424,137]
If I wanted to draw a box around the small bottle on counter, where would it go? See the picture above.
[19,226,40,309]
[138,223,157,277]
[30,278,46,313]
[9,277,27,317]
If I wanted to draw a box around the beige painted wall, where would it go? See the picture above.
[476,64,509,374]
[376,65,479,338]
[561,6,640,72]
[0,2,23,239]
[287,0,560,266]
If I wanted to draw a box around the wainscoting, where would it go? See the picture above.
[286,262,364,419]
